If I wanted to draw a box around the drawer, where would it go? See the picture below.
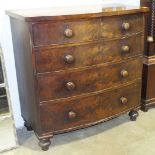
[37,57,142,102]
[101,14,144,39]
[39,81,141,133]
[35,34,144,73]
[32,19,99,46]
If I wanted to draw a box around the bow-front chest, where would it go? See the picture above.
[6,5,149,151]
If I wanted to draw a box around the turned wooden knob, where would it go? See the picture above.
[121,45,130,53]
[68,111,76,119]
[65,81,76,91]
[121,70,129,78]
[64,28,73,38]
[64,55,75,64]
[122,22,130,30]
[120,97,128,104]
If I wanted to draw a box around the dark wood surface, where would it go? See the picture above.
[31,14,144,47]
[100,14,144,39]
[32,19,99,46]
[40,81,141,133]
[142,62,155,111]
[141,0,155,111]
[35,34,143,73]
[141,0,154,56]
[142,63,155,100]
[7,7,148,150]
[37,57,142,102]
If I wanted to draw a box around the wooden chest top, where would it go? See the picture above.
[6,5,149,22]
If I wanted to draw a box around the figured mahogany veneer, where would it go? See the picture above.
[35,34,143,73]
[40,81,141,133]
[100,14,144,39]
[31,14,143,47]
[7,6,148,151]
[32,19,99,46]
[38,57,142,102]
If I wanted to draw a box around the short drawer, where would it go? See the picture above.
[35,34,144,73]
[37,57,142,102]
[39,81,141,133]
[101,14,144,39]
[32,19,99,46]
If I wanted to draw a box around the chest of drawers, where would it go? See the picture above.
[7,6,149,151]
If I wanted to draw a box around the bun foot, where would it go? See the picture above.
[129,110,139,121]
[24,121,33,131]
[141,104,149,112]
[39,138,51,151]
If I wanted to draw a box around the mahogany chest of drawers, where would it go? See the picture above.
[7,6,148,151]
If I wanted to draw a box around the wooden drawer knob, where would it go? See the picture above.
[121,45,130,53]
[66,81,76,91]
[64,28,73,38]
[120,97,128,104]
[121,70,129,78]
[122,22,130,30]
[64,55,75,64]
[68,111,76,119]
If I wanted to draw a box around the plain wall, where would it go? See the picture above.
[0,0,140,129]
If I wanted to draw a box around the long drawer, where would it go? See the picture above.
[35,34,144,73]
[37,57,142,102]
[39,81,141,133]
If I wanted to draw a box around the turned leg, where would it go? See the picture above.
[141,104,149,112]
[129,110,139,121]
[24,121,33,131]
[39,138,51,151]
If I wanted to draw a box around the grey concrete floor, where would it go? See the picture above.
[1,109,155,155]
[0,117,17,152]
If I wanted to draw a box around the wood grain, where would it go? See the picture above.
[37,57,142,102]
[32,19,99,46]
[7,7,147,150]
[101,14,144,39]
[40,81,141,133]
[34,34,144,73]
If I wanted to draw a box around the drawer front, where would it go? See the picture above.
[32,19,99,46]
[101,14,144,39]
[40,82,141,132]
[35,34,144,73]
[37,57,142,102]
